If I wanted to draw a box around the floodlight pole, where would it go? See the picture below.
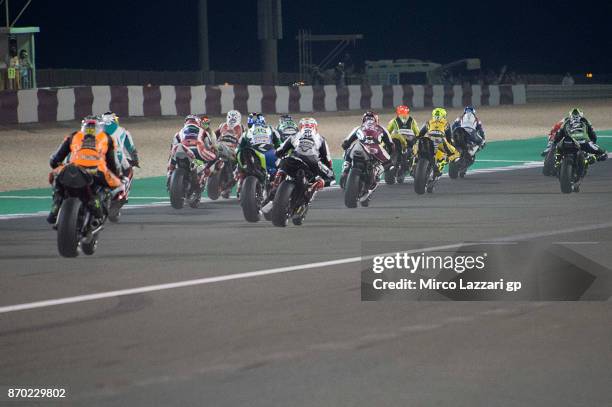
[197,0,210,75]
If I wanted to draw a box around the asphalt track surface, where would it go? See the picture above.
[1,162,612,406]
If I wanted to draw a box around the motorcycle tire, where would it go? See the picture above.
[559,156,574,194]
[271,181,295,227]
[240,176,262,223]
[207,172,221,201]
[448,159,460,179]
[344,168,362,208]
[169,168,187,209]
[57,197,82,258]
[414,158,431,195]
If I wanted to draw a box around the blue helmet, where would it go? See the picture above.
[464,106,476,115]
[253,113,266,127]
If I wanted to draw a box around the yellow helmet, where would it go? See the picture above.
[432,108,447,121]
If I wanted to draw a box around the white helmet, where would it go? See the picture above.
[227,110,241,126]
[299,117,318,132]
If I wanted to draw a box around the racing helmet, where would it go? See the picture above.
[299,117,318,132]
[101,112,119,133]
[464,105,476,115]
[184,114,201,127]
[200,115,211,129]
[569,108,583,119]
[432,107,447,121]
[81,116,98,136]
[362,111,379,124]
[253,113,266,127]
[396,105,410,120]
[226,110,241,126]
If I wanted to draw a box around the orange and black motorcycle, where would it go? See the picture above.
[52,164,118,257]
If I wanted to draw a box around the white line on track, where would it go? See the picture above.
[1,220,611,314]
[0,162,543,221]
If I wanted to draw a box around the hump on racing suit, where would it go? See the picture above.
[276,123,334,181]
[172,123,217,162]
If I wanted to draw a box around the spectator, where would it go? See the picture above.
[18,50,31,89]
[334,62,346,87]
[561,72,574,86]
[7,43,19,90]
[310,66,324,86]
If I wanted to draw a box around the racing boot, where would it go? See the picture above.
[46,193,62,225]
[339,161,350,189]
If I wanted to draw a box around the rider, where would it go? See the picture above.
[261,118,334,215]
[275,117,334,189]
[276,114,299,142]
[247,112,259,129]
[340,111,394,194]
[387,105,420,157]
[542,118,564,157]
[238,113,281,177]
[451,106,486,148]
[416,107,460,177]
[167,115,217,201]
[100,112,139,176]
[553,108,608,164]
[47,116,123,224]
[214,110,244,198]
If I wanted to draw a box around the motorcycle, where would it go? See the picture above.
[236,144,271,222]
[412,134,447,194]
[168,142,205,209]
[448,127,483,179]
[343,140,386,208]
[53,164,114,257]
[271,156,324,227]
[556,134,589,193]
[207,141,237,200]
[384,130,414,185]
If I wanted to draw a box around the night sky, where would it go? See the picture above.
[14,0,612,74]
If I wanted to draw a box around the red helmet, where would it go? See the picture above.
[362,111,379,124]
[396,105,410,118]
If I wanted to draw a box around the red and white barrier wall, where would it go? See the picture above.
[0,84,526,124]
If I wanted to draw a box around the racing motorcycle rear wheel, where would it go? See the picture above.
[271,181,295,227]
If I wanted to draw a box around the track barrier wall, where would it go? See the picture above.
[0,84,527,124]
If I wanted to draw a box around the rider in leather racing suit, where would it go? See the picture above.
[167,115,217,200]
[387,105,420,157]
[340,111,394,189]
[542,119,564,157]
[276,117,334,187]
[238,113,281,177]
[100,112,139,175]
[277,114,299,142]
[417,108,460,177]
[47,116,123,224]
[553,108,608,164]
[262,118,333,215]
[451,106,486,148]
[214,110,244,198]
